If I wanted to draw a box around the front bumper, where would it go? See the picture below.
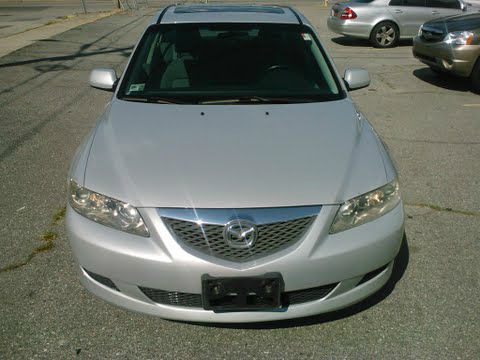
[67,202,404,323]
[327,16,372,39]
[413,36,480,77]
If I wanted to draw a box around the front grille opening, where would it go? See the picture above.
[84,269,119,291]
[283,283,337,306]
[357,264,389,286]
[162,215,316,262]
[139,287,203,307]
[139,283,338,309]
[421,30,445,43]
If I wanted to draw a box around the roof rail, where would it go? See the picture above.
[158,4,303,25]
[157,4,175,24]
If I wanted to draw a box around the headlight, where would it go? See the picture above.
[330,180,401,234]
[418,25,423,37]
[444,31,475,45]
[68,179,149,237]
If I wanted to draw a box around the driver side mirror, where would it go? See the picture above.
[460,2,467,11]
[89,68,117,91]
[343,68,370,91]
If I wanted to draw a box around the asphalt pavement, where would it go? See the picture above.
[0,1,121,38]
[0,1,479,358]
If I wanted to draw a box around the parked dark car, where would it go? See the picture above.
[413,12,480,91]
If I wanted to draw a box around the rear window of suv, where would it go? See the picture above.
[118,23,345,104]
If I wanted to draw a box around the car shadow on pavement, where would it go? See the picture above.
[413,67,472,92]
[189,234,410,329]
[331,36,412,47]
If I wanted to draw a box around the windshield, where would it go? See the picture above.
[446,14,480,32]
[117,23,345,104]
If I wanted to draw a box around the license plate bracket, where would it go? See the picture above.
[201,273,284,312]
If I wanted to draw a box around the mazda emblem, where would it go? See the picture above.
[223,219,258,249]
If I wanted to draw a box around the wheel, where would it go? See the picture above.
[370,22,399,48]
[471,58,480,94]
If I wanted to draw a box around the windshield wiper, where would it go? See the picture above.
[199,96,267,104]
[123,95,324,105]
[254,96,321,103]
[199,96,320,104]
[121,95,185,104]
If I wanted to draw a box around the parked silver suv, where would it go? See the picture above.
[67,5,404,323]
[328,0,471,48]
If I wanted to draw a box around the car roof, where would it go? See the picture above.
[154,4,303,25]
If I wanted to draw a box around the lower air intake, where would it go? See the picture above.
[284,283,337,305]
[139,288,203,308]
[357,264,389,286]
[84,269,119,291]
[139,283,338,308]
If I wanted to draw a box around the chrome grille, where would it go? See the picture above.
[163,215,316,262]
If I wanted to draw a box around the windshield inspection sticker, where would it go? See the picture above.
[129,83,145,92]
[301,33,312,41]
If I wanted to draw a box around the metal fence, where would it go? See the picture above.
[79,0,149,13]
[118,0,149,10]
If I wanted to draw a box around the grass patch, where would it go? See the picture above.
[406,203,479,217]
[52,206,66,225]
[41,231,58,242]
[0,239,55,273]
[45,15,75,26]
[0,208,63,273]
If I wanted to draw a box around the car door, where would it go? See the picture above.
[426,0,464,18]
[388,0,435,37]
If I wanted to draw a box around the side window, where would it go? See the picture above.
[403,0,426,6]
[426,0,460,8]
[389,0,403,5]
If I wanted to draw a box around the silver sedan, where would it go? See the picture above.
[67,4,404,323]
[328,0,471,48]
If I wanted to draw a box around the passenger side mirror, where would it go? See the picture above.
[343,68,370,91]
[89,68,118,91]
[460,1,467,11]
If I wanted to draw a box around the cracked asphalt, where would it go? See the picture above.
[0,1,479,358]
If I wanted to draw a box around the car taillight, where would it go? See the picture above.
[339,7,357,20]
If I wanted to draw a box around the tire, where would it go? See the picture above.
[370,21,399,48]
[471,58,480,94]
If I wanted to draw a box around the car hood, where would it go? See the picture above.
[83,98,389,208]
[424,12,480,32]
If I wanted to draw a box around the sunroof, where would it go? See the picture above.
[174,5,285,15]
